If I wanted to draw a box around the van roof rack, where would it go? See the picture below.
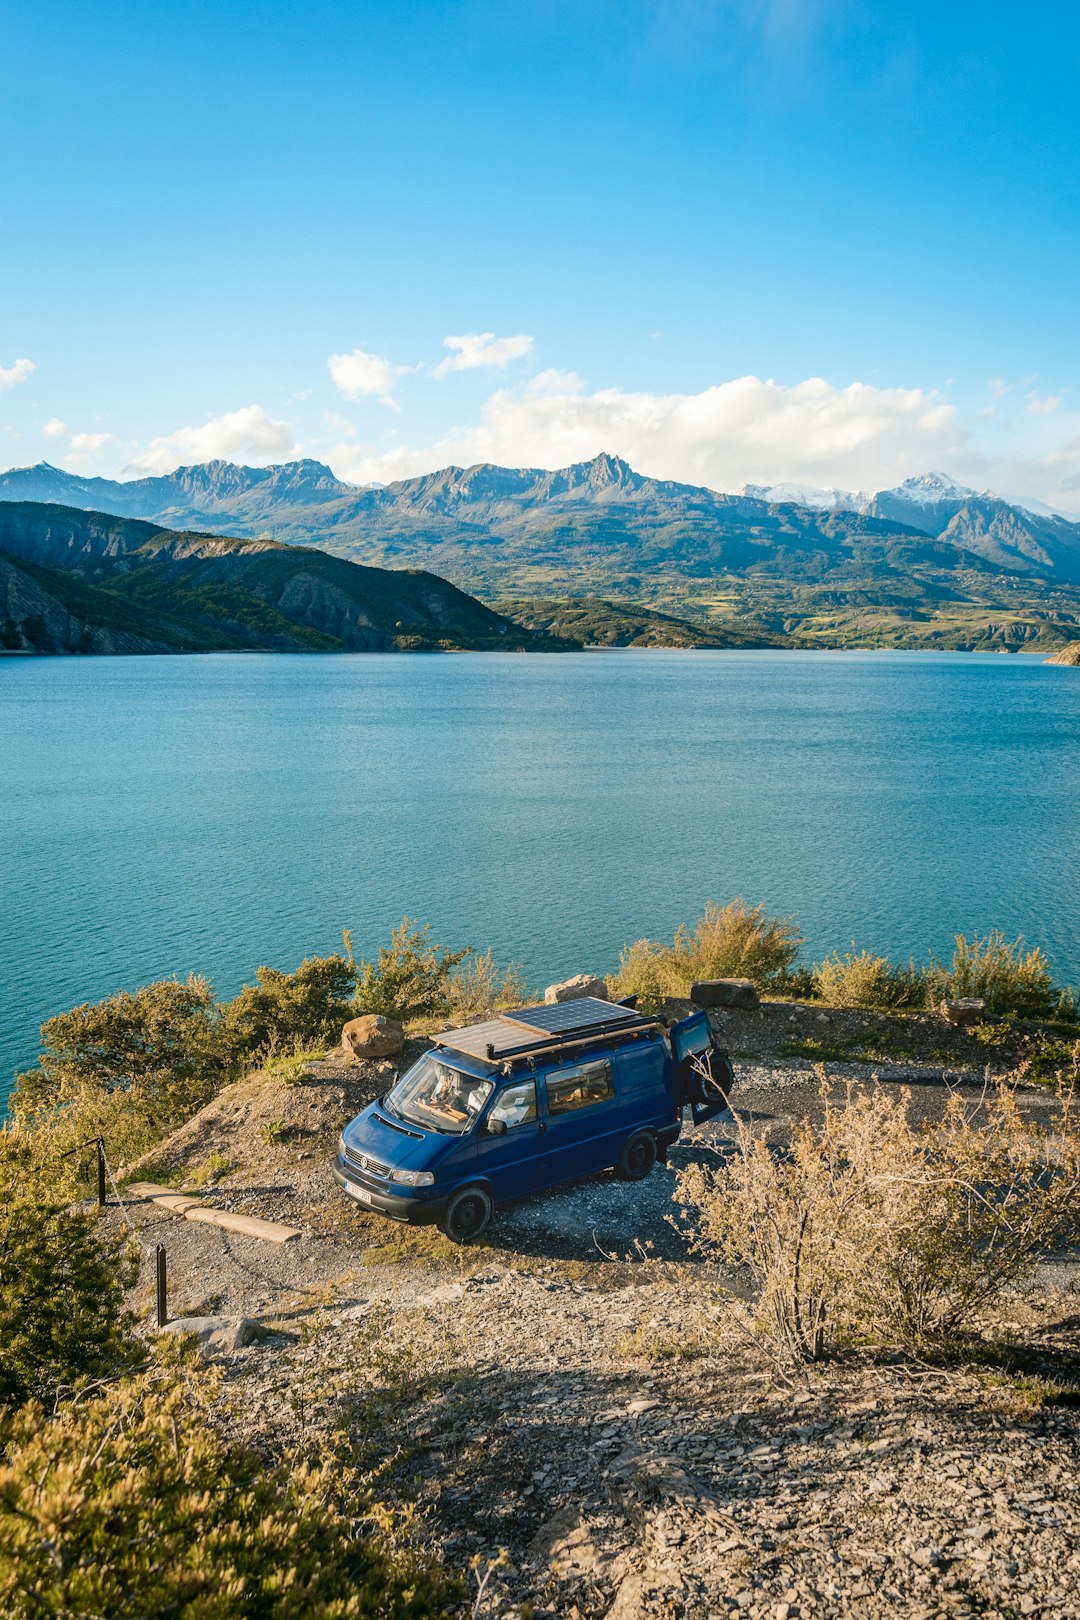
[435,996,660,1064]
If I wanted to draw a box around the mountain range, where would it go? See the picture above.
[3,455,1080,651]
[0,503,565,655]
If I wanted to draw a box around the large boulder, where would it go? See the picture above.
[544,974,608,1005]
[341,1013,405,1059]
[690,978,760,1011]
[939,997,987,1028]
[159,1316,259,1357]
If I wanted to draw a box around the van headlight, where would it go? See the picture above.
[390,1169,435,1187]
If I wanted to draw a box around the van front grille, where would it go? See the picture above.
[343,1145,392,1188]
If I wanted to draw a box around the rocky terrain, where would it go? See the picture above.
[5,455,1080,651]
[104,1001,1080,1618]
[0,502,564,654]
[1048,642,1080,666]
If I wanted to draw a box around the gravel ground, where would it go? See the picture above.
[103,1003,1080,1618]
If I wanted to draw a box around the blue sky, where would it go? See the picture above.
[2,0,1079,506]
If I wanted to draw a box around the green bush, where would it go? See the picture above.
[612,899,802,1007]
[445,948,530,1023]
[813,949,927,1011]
[0,1145,139,1410]
[0,1365,464,1619]
[224,953,357,1061]
[353,919,470,1024]
[13,975,228,1131]
[928,931,1057,1018]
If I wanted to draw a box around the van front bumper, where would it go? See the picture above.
[332,1159,449,1225]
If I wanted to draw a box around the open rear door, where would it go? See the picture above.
[670,1010,734,1124]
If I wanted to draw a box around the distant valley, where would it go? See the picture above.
[3,455,1080,651]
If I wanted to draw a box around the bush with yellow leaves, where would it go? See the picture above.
[679,1081,1080,1366]
[0,1358,464,1620]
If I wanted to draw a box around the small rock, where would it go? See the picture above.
[416,1282,466,1307]
[159,1315,259,1356]
[938,998,986,1028]
[334,1303,371,1322]
[626,1397,661,1416]
[691,978,760,1010]
[340,1013,405,1059]
[544,974,608,1004]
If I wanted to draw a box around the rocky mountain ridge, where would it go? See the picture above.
[6,455,1080,586]
[5,456,1080,650]
[0,502,558,655]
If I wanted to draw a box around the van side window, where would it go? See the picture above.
[488,1079,537,1131]
[545,1060,614,1116]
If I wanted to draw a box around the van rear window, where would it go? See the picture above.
[546,1060,613,1116]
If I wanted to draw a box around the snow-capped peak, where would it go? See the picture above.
[741,480,866,511]
[878,471,977,505]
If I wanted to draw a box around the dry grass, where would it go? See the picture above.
[679,1079,1080,1366]
[445,950,530,1024]
[813,949,925,1011]
[612,899,802,1007]
[927,930,1057,1017]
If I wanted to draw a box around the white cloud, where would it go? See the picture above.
[70,431,113,454]
[433,331,534,378]
[328,348,403,408]
[0,357,35,392]
[124,405,294,475]
[989,378,1010,400]
[1026,392,1062,416]
[333,372,968,495]
[40,418,115,463]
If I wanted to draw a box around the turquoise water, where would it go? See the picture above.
[3,650,1079,1100]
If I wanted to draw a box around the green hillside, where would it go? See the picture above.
[0,503,574,655]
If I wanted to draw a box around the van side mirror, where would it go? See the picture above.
[485,1117,507,1137]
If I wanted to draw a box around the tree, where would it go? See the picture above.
[0,1146,138,1410]
[353,920,470,1024]
[223,953,357,1060]
[14,975,228,1132]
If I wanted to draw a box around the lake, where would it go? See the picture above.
[3,649,1079,1101]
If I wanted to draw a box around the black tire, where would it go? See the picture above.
[616,1130,657,1182]
[439,1184,493,1244]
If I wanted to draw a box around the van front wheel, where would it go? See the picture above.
[616,1131,657,1182]
[439,1185,493,1244]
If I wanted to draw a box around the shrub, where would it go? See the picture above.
[813,948,927,1011]
[679,1081,1080,1365]
[224,953,357,1061]
[0,1144,139,1409]
[612,899,802,1007]
[0,1365,464,1619]
[13,975,228,1131]
[446,949,530,1023]
[353,919,470,1024]
[927,931,1057,1018]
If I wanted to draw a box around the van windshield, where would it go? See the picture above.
[384,1054,493,1136]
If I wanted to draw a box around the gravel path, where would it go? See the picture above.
[103,1010,1080,1618]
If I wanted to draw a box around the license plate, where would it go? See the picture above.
[346,1183,375,1205]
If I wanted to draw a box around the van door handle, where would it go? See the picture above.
[537,1121,546,1136]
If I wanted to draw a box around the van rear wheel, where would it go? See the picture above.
[616,1130,657,1181]
[439,1185,493,1244]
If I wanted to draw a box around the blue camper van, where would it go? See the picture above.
[332,997,733,1242]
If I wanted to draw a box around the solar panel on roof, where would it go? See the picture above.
[501,998,640,1036]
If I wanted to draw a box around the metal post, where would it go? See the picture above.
[96,1138,107,1208]
[156,1244,167,1327]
